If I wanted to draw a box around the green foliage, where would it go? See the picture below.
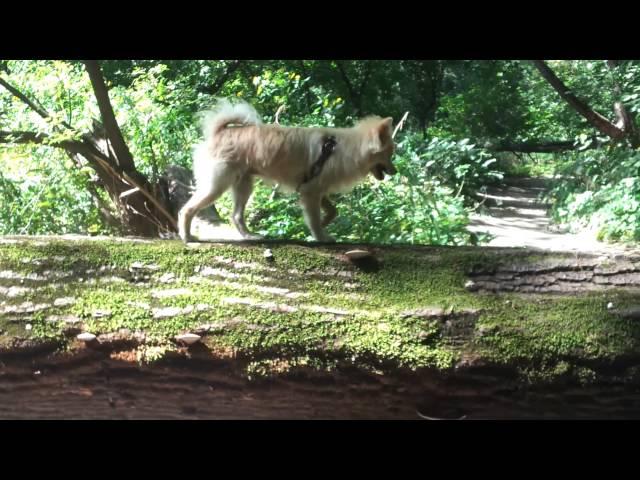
[549,147,640,242]
[494,151,558,178]
[2,59,640,247]
[0,149,108,235]
[408,135,503,197]
[107,64,202,177]
[246,68,345,127]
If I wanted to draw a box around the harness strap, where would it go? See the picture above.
[297,135,337,192]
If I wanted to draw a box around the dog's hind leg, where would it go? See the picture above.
[321,196,337,227]
[300,192,336,243]
[178,162,235,242]
[231,173,263,240]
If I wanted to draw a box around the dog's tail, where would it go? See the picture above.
[199,98,262,141]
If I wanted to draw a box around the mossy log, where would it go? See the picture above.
[2,235,640,419]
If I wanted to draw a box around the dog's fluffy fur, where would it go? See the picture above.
[178,99,397,243]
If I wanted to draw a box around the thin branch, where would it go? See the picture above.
[359,61,373,92]
[490,139,604,153]
[143,200,173,233]
[392,111,410,139]
[119,187,140,199]
[0,76,51,120]
[274,105,286,124]
[531,60,626,141]
[0,130,46,144]
[126,201,171,234]
[0,130,78,149]
[336,62,359,109]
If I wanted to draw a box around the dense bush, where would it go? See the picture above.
[2,59,640,247]
[0,149,108,235]
[549,146,640,242]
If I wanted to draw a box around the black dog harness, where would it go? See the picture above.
[297,135,337,192]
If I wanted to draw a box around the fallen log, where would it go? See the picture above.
[2,236,640,419]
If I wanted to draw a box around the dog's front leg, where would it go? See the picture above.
[300,192,335,243]
[178,190,216,243]
[231,174,263,240]
[321,196,337,227]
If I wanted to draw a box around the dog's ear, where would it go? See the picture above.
[379,117,393,139]
[364,117,394,154]
[376,117,394,146]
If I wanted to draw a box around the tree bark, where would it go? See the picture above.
[83,61,137,171]
[2,347,638,419]
[465,256,640,293]
[491,139,581,153]
[407,60,443,137]
[0,77,52,122]
[0,65,177,237]
[531,60,632,144]
[336,61,372,117]
[606,60,640,148]
[2,237,640,419]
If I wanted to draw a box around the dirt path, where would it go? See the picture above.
[468,177,637,256]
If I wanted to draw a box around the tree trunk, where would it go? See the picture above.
[83,61,138,172]
[606,60,640,148]
[2,236,640,419]
[0,66,177,237]
[414,60,442,138]
[83,61,176,236]
[531,60,632,144]
[491,139,582,153]
[336,61,371,117]
[2,345,638,419]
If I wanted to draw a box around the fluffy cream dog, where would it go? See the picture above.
[178,99,397,243]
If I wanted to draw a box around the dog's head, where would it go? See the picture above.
[359,116,397,181]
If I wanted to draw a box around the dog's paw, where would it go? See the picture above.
[178,231,195,244]
[242,233,264,241]
[316,234,336,243]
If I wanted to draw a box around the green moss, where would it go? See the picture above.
[474,293,640,366]
[2,237,640,383]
